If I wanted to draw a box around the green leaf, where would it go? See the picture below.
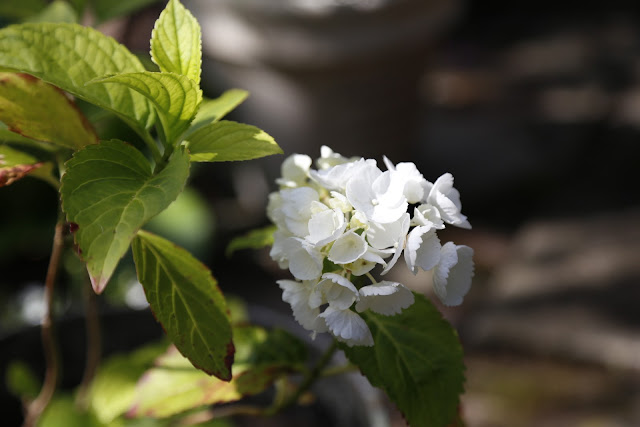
[187,120,282,162]
[39,394,102,427]
[91,0,160,23]
[186,89,249,138]
[0,72,97,150]
[226,225,276,257]
[25,0,78,23]
[88,340,168,424]
[92,71,201,145]
[0,23,155,136]
[61,140,189,293]
[151,0,201,86]
[0,143,56,187]
[132,230,233,381]
[0,0,47,21]
[341,293,465,427]
[128,326,303,418]
[5,360,40,400]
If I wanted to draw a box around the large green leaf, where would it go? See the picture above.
[341,293,465,427]
[185,89,249,138]
[91,71,201,145]
[0,72,97,150]
[61,140,189,293]
[132,230,233,381]
[187,120,282,162]
[150,0,201,86]
[0,23,155,136]
[128,326,306,418]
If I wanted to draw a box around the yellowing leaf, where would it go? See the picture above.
[0,72,97,150]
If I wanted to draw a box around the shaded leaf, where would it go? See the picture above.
[0,144,56,187]
[132,230,233,381]
[61,140,189,293]
[226,225,276,257]
[25,0,78,23]
[186,89,249,138]
[0,23,155,136]
[341,293,465,427]
[88,341,169,424]
[0,72,97,149]
[0,0,47,21]
[151,0,201,85]
[5,360,40,400]
[92,71,201,145]
[128,326,304,418]
[187,120,282,162]
[91,0,160,23]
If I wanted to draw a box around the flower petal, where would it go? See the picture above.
[433,243,474,306]
[320,306,373,347]
[278,279,327,332]
[356,281,415,315]
[403,226,441,274]
[317,273,359,310]
[328,230,367,264]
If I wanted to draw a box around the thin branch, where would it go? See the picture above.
[23,218,65,427]
[75,277,102,410]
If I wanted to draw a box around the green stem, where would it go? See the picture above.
[23,216,65,427]
[320,362,358,378]
[75,277,101,410]
[265,340,338,416]
[139,130,163,168]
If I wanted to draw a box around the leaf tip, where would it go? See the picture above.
[90,274,109,294]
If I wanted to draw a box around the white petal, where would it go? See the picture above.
[411,204,445,229]
[317,273,359,310]
[306,207,346,246]
[328,231,367,264]
[366,213,409,250]
[433,243,474,306]
[278,280,328,332]
[276,154,312,188]
[320,307,373,347]
[403,226,441,274]
[281,187,320,236]
[356,281,415,315]
[284,238,323,280]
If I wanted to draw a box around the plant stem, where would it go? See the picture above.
[139,130,164,168]
[320,362,359,378]
[23,218,65,427]
[75,278,101,410]
[265,339,338,416]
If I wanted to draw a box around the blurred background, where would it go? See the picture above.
[1,0,639,425]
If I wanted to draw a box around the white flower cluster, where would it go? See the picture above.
[268,146,474,347]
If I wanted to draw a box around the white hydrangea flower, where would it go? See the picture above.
[424,173,471,229]
[276,154,312,188]
[356,281,415,315]
[278,279,328,333]
[320,306,373,347]
[432,242,475,306]
[268,148,474,346]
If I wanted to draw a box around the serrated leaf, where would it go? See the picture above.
[132,230,233,381]
[0,23,155,136]
[186,89,249,138]
[341,293,465,427]
[0,72,97,149]
[92,71,201,145]
[128,326,303,418]
[151,0,201,85]
[0,143,56,187]
[226,225,276,257]
[61,140,189,293]
[88,341,168,424]
[187,120,282,162]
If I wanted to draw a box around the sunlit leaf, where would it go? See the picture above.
[186,89,249,138]
[187,120,282,162]
[0,144,56,187]
[151,0,201,85]
[132,230,233,381]
[0,23,155,136]
[341,293,465,427]
[0,72,97,150]
[61,140,189,293]
[39,394,101,427]
[92,71,201,145]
